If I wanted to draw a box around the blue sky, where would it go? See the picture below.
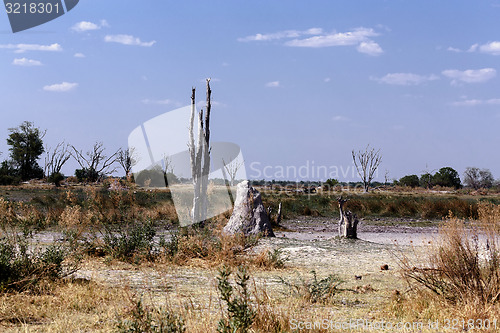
[0,0,499,182]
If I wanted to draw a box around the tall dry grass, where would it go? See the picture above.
[394,203,500,323]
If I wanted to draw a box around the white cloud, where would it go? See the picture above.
[356,41,383,56]
[373,73,439,85]
[447,46,462,53]
[468,44,479,52]
[265,81,280,88]
[0,43,62,53]
[442,68,496,84]
[74,53,85,58]
[72,20,109,32]
[452,98,500,106]
[285,27,378,48]
[239,27,383,55]
[72,21,99,32]
[43,82,78,92]
[142,99,173,105]
[12,58,42,66]
[324,77,331,82]
[104,34,156,47]
[238,28,323,42]
[479,41,500,55]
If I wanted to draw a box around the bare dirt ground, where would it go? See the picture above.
[69,217,435,323]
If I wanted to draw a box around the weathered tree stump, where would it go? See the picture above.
[337,197,359,239]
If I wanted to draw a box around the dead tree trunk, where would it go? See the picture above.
[188,79,212,226]
[338,197,358,239]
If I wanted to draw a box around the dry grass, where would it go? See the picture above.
[392,203,500,327]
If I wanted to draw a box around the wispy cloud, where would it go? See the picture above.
[372,73,439,85]
[72,19,109,32]
[457,41,500,55]
[74,53,85,58]
[324,77,331,82]
[72,21,99,32]
[265,81,280,88]
[447,46,462,53]
[442,68,496,84]
[452,98,500,106]
[286,28,377,47]
[0,43,62,53]
[238,27,383,56]
[238,28,322,42]
[104,35,156,47]
[142,99,173,105]
[43,82,78,92]
[12,58,42,66]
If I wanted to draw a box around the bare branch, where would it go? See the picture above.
[70,142,119,181]
[44,141,71,177]
[352,144,382,192]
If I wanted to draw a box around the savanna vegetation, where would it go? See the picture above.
[1,120,500,331]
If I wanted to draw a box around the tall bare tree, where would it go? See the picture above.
[44,141,71,177]
[222,158,243,186]
[70,142,119,182]
[352,144,382,192]
[117,147,137,178]
[188,79,212,225]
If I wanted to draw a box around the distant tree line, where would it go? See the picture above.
[397,166,497,190]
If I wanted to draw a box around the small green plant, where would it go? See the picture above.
[103,221,156,262]
[217,265,255,333]
[116,297,185,333]
[279,270,343,304]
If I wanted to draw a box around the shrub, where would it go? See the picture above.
[0,235,73,292]
[103,221,156,262]
[279,270,343,304]
[400,210,500,306]
[252,248,286,269]
[116,297,185,333]
[398,175,420,188]
[217,265,255,333]
[48,171,65,187]
[75,168,100,183]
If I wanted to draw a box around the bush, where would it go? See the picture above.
[217,265,255,333]
[0,236,71,292]
[75,168,100,183]
[134,169,166,187]
[398,175,420,188]
[48,172,65,187]
[116,297,185,333]
[400,209,500,306]
[279,270,343,304]
[103,221,156,262]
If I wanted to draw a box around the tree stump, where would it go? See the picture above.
[337,197,359,239]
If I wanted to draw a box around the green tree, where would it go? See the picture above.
[398,174,420,187]
[6,121,45,181]
[433,167,461,189]
[419,172,433,188]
